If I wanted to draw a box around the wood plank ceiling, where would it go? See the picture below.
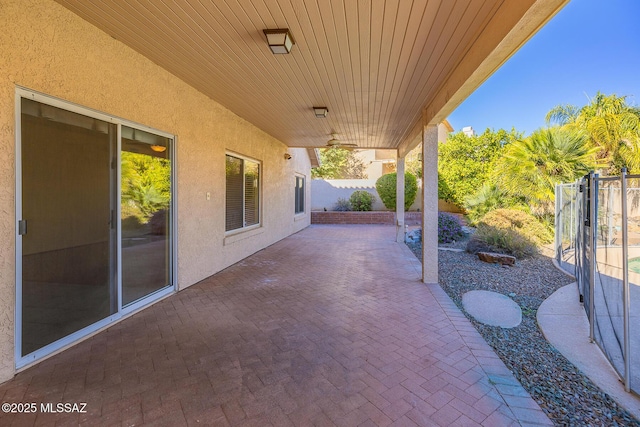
[54,0,566,151]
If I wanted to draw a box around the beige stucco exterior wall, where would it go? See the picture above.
[311,179,422,212]
[0,0,311,382]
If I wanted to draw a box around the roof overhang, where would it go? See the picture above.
[54,0,568,153]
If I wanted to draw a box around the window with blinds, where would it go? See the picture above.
[295,175,305,214]
[225,154,260,232]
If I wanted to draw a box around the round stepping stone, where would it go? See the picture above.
[462,290,522,328]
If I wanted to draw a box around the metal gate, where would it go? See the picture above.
[555,170,639,395]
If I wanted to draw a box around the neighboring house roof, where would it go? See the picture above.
[441,119,454,134]
[307,148,321,168]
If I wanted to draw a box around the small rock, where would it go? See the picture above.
[477,251,516,266]
[406,229,422,242]
[509,292,516,297]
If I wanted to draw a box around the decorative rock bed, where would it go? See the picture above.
[405,237,640,426]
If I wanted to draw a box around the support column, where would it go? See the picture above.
[396,156,405,243]
[422,122,438,284]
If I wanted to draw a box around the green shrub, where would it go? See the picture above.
[438,129,517,207]
[438,212,464,243]
[375,172,418,210]
[463,183,527,225]
[467,208,552,259]
[480,209,553,245]
[333,198,351,211]
[349,190,375,211]
[469,226,539,259]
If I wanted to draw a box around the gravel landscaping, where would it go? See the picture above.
[406,235,640,427]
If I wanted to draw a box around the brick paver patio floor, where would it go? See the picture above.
[0,225,551,426]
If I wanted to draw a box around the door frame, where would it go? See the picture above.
[14,87,178,369]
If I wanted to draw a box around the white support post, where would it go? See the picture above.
[396,156,405,243]
[422,121,438,284]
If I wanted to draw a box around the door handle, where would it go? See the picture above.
[18,219,27,235]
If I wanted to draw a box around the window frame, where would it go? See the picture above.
[294,174,305,215]
[225,152,262,234]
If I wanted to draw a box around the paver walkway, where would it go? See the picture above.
[0,225,550,426]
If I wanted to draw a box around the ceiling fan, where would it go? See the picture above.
[325,133,358,149]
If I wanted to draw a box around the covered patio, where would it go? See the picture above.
[0,225,550,425]
[0,0,568,384]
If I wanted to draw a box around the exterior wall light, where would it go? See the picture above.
[313,107,328,118]
[263,29,295,54]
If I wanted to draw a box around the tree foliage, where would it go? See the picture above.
[493,127,598,216]
[121,152,171,223]
[405,144,423,178]
[311,147,367,179]
[546,92,640,173]
[438,129,517,207]
[442,93,640,227]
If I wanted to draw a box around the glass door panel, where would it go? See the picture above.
[20,98,117,356]
[121,126,172,306]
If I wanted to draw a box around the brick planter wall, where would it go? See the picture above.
[311,211,423,225]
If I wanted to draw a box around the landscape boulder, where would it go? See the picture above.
[477,251,516,266]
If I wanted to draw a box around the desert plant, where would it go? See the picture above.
[349,190,375,211]
[375,172,417,210]
[468,225,539,259]
[333,198,352,211]
[463,183,527,225]
[466,208,553,259]
[438,212,464,243]
[480,208,553,245]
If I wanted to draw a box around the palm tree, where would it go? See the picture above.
[463,183,526,224]
[494,127,599,216]
[546,92,640,173]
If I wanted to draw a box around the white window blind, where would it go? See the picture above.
[226,154,260,231]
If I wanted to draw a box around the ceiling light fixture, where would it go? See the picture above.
[151,145,167,152]
[313,107,328,118]
[263,29,295,54]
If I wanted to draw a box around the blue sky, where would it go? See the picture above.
[447,0,640,136]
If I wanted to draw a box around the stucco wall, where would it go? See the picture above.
[311,179,423,212]
[311,179,464,214]
[0,0,311,381]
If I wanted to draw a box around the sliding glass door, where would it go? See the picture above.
[20,98,118,356]
[121,126,172,306]
[18,93,174,364]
